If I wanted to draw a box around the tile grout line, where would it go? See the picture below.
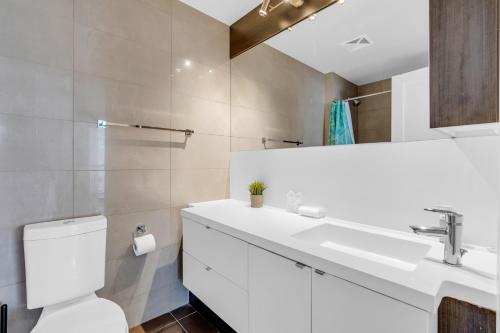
[171,311,196,333]
[72,0,76,220]
[173,310,197,322]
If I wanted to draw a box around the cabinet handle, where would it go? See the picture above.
[314,269,325,275]
[205,266,212,271]
[295,262,306,269]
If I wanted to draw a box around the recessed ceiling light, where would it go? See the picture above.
[208,69,213,73]
[309,14,316,20]
[287,27,293,31]
[338,0,345,4]
[184,59,192,67]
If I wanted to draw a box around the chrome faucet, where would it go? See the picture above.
[410,208,466,266]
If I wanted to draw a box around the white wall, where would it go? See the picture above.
[392,67,448,142]
[230,136,500,248]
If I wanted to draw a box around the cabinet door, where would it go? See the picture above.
[249,245,311,333]
[430,0,499,127]
[312,270,430,333]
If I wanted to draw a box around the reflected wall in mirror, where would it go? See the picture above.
[230,0,443,151]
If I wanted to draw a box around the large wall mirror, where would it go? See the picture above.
[230,0,448,150]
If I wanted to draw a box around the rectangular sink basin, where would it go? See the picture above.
[292,224,431,271]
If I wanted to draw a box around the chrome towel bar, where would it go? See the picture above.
[97,120,194,136]
[262,137,303,146]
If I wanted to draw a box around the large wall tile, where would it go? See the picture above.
[74,73,171,126]
[124,279,187,327]
[230,40,276,85]
[172,57,230,104]
[100,245,187,328]
[0,282,41,333]
[106,210,179,260]
[0,228,24,287]
[74,170,171,216]
[0,171,73,228]
[230,43,323,147]
[171,168,229,208]
[98,254,148,307]
[171,133,230,170]
[0,171,73,286]
[75,25,171,89]
[76,0,172,52]
[0,57,73,120]
[133,243,182,297]
[74,122,171,171]
[230,73,273,112]
[230,137,263,152]
[171,92,230,136]
[0,0,73,70]
[138,0,172,14]
[7,0,73,19]
[172,0,228,68]
[0,115,73,171]
[231,105,266,139]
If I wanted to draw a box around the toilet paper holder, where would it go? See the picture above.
[133,224,147,238]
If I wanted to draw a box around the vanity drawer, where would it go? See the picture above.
[183,218,248,290]
[183,252,249,333]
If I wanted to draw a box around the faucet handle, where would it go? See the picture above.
[424,208,463,217]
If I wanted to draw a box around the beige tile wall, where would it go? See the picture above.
[0,1,338,331]
[231,43,325,150]
[0,0,231,332]
[0,0,74,331]
[357,79,392,144]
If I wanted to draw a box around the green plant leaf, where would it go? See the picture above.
[248,181,267,195]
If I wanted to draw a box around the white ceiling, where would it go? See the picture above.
[179,0,429,85]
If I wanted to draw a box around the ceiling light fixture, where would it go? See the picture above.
[259,0,304,17]
[338,0,345,3]
[259,0,271,16]
[309,14,317,20]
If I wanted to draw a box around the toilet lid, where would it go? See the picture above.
[32,298,128,333]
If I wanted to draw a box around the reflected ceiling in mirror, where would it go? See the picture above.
[266,0,429,85]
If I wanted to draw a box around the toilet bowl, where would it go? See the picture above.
[24,216,128,333]
[32,294,128,333]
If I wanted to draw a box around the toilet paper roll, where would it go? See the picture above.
[133,234,156,256]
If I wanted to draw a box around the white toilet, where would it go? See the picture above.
[23,216,128,333]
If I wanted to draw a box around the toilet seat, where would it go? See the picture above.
[32,297,128,333]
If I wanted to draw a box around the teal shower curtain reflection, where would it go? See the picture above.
[328,100,355,145]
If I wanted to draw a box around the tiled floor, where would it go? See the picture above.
[130,305,219,333]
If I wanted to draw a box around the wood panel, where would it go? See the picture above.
[430,0,499,128]
[230,0,338,59]
[438,297,496,333]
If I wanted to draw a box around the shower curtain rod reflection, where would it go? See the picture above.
[341,90,392,102]
[97,120,194,136]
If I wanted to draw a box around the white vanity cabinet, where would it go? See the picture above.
[248,245,311,333]
[312,270,430,333]
[182,218,249,333]
[182,217,432,333]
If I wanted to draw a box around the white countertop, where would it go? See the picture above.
[182,199,497,313]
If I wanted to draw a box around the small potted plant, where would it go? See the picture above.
[249,181,266,208]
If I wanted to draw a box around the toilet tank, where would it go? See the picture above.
[24,216,107,309]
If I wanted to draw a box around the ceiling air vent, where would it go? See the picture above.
[341,34,374,52]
